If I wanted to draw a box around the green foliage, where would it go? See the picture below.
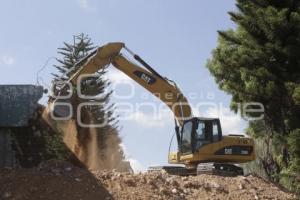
[44,131,69,161]
[293,85,300,106]
[280,128,300,194]
[53,34,95,79]
[11,113,70,167]
[52,33,117,127]
[207,0,300,133]
[247,120,267,138]
[288,129,300,162]
[242,138,268,179]
[52,33,121,161]
[207,0,300,194]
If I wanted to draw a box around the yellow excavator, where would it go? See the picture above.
[52,42,255,176]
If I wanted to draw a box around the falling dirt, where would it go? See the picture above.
[42,103,131,172]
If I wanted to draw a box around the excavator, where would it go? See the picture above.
[51,42,255,176]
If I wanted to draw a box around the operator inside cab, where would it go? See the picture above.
[180,118,222,154]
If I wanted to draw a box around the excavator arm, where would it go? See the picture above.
[67,42,192,127]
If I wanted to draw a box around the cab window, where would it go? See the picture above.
[195,121,205,140]
[180,121,193,153]
[194,120,210,151]
[212,121,220,142]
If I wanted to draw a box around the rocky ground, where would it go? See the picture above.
[0,160,296,200]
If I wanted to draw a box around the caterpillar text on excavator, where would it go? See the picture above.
[51,42,255,176]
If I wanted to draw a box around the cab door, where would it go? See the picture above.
[193,120,211,152]
[180,121,193,155]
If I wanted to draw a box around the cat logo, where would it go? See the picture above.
[224,148,232,154]
[238,139,249,145]
[133,71,156,85]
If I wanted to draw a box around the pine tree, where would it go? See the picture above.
[52,33,120,163]
[207,0,300,193]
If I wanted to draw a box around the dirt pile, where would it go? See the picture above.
[0,161,296,200]
[95,170,295,200]
[0,160,112,200]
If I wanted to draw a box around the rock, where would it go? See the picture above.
[172,180,179,187]
[147,179,155,185]
[166,177,179,187]
[51,169,61,175]
[161,169,168,175]
[101,172,111,180]
[203,183,212,191]
[65,167,72,172]
[75,178,81,182]
[123,178,136,187]
[29,187,38,192]
[210,181,220,189]
[0,161,295,200]
[238,184,244,190]
[171,188,177,194]
[33,130,41,137]
[239,176,250,184]
[140,176,146,184]
[183,181,192,188]
[183,189,189,194]
[181,176,188,181]
[159,187,169,195]
[2,192,12,199]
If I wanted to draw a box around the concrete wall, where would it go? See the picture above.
[0,129,15,167]
[0,85,44,167]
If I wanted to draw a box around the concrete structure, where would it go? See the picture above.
[0,85,44,167]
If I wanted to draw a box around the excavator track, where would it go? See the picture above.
[197,163,244,176]
[148,166,196,176]
[148,163,243,176]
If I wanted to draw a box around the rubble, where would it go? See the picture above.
[0,161,296,200]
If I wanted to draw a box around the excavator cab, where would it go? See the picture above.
[180,117,222,155]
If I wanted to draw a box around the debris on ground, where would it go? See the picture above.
[0,160,296,200]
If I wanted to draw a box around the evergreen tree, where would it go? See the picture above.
[52,33,119,161]
[207,0,300,193]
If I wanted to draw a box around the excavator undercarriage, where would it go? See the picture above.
[148,163,243,176]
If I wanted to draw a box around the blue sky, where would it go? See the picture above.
[0,0,246,172]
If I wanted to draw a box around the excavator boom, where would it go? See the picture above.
[68,42,192,127]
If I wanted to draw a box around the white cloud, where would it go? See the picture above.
[0,55,15,66]
[78,0,89,10]
[128,111,173,128]
[105,69,132,83]
[125,104,245,132]
[203,107,245,135]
